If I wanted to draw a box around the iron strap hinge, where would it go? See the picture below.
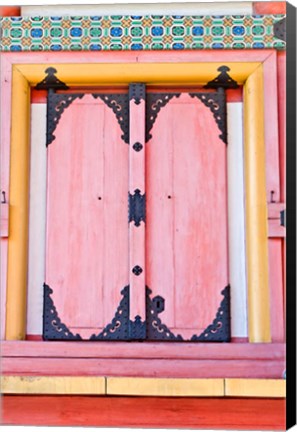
[129,189,146,227]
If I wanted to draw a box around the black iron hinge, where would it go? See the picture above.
[280,209,286,227]
[129,189,146,226]
[273,17,286,42]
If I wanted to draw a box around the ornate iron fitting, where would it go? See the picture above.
[129,315,146,339]
[92,93,129,144]
[133,142,143,152]
[129,83,146,105]
[132,265,143,276]
[35,67,69,91]
[204,66,239,90]
[90,286,130,340]
[189,91,227,144]
[191,285,231,342]
[43,283,82,340]
[46,91,84,145]
[146,93,181,142]
[273,17,286,42]
[129,189,145,226]
[146,287,183,341]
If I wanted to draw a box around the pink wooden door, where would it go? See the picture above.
[43,84,230,342]
[44,91,130,340]
[145,89,230,341]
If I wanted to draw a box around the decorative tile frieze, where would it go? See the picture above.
[0,14,286,51]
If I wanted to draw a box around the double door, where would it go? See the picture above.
[43,83,230,342]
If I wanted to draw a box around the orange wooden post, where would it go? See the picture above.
[128,84,146,338]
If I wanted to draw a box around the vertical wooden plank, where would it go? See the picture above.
[277,52,286,203]
[128,84,146,332]
[263,52,280,204]
[268,240,284,342]
[26,104,47,336]
[227,102,248,338]
[277,52,286,332]
[5,67,31,340]
[244,66,271,343]
[0,56,12,339]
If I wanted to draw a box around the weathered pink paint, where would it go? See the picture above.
[2,341,285,360]
[268,240,284,342]
[2,357,285,378]
[129,94,146,324]
[146,93,228,338]
[277,52,286,203]
[1,49,275,69]
[263,51,280,203]
[45,94,129,338]
[0,55,13,339]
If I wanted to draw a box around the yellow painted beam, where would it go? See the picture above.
[5,59,270,341]
[5,67,31,340]
[107,377,224,396]
[0,376,105,395]
[244,65,271,343]
[16,62,260,86]
[225,379,285,398]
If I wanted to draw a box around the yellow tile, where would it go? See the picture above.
[107,377,224,397]
[1,376,105,395]
[225,379,285,397]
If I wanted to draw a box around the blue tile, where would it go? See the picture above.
[232,26,245,35]
[11,45,22,51]
[70,27,83,37]
[151,26,163,36]
[110,27,123,36]
[50,44,62,51]
[172,43,184,49]
[90,44,102,50]
[30,28,43,38]
[192,26,204,36]
[131,43,143,50]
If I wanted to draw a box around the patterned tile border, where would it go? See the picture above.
[0,15,285,52]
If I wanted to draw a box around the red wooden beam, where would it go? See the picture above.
[0,7,21,16]
[253,2,286,14]
[2,395,286,429]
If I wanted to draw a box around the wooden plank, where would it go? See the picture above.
[253,2,286,14]
[268,220,286,238]
[277,52,286,203]
[244,66,271,342]
[107,377,224,396]
[0,203,9,237]
[17,62,261,87]
[1,341,285,360]
[268,240,284,342]
[227,102,248,338]
[263,52,280,203]
[1,357,285,378]
[5,67,30,340]
[129,84,146,327]
[26,104,47,336]
[225,379,286,398]
[0,6,21,16]
[268,203,285,219]
[0,55,12,339]
[46,95,129,338]
[1,376,105,395]
[7,51,272,71]
[2,395,286,429]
